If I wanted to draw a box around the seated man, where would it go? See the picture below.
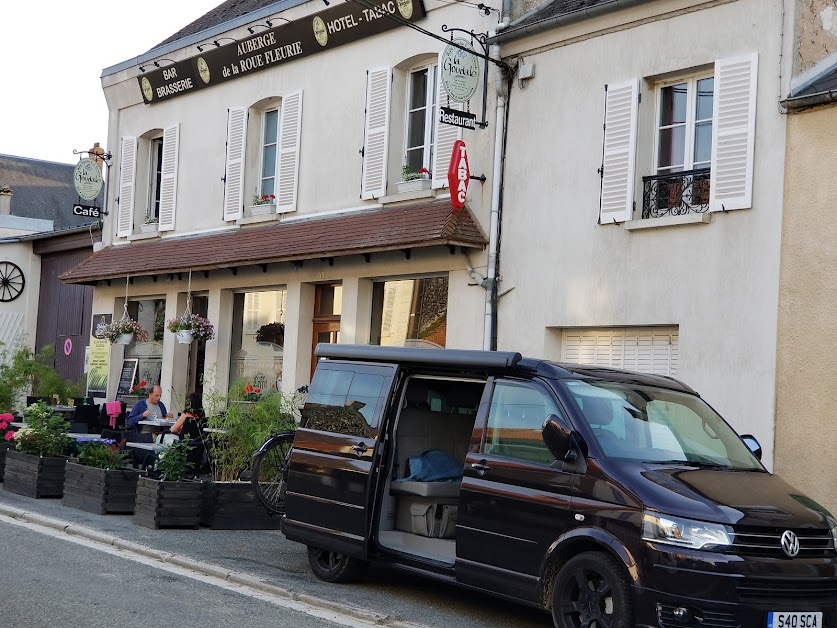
[127,385,173,429]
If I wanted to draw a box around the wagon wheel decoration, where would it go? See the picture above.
[0,262,24,302]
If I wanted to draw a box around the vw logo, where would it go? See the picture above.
[781,530,800,557]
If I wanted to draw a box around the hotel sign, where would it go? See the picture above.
[138,0,426,104]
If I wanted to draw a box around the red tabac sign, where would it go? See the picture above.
[448,140,469,210]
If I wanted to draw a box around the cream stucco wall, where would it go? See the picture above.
[498,0,788,465]
[0,240,41,353]
[775,107,837,513]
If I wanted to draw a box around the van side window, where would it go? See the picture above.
[303,367,387,437]
[484,381,560,465]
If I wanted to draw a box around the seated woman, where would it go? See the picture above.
[170,393,205,440]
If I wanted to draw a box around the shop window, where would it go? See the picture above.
[404,65,437,175]
[125,298,165,389]
[370,276,447,348]
[229,288,287,392]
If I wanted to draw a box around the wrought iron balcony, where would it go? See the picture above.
[641,168,711,219]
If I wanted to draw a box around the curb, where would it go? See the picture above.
[0,503,424,627]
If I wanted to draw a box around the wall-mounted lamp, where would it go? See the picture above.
[247,24,269,34]
[322,0,330,5]
[197,37,236,52]
[139,59,175,71]
[265,16,291,26]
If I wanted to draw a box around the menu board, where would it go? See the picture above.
[116,359,138,397]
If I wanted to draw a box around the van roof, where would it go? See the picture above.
[314,344,696,395]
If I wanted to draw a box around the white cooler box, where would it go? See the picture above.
[396,497,458,538]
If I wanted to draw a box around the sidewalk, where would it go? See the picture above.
[0,483,550,628]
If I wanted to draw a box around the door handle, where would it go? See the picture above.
[471,460,490,476]
[351,443,368,456]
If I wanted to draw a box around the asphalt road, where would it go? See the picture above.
[0,485,552,628]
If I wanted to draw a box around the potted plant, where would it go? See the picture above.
[0,413,14,482]
[134,438,202,529]
[397,165,431,193]
[4,402,73,498]
[256,322,285,348]
[250,193,276,216]
[102,317,148,345]
[200,387,299,529]
[122,379,149,408]
[141,215,159,234]
[167,312,216,345]
[63,438,140,514]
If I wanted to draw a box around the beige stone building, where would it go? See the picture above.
[775,0,837,513]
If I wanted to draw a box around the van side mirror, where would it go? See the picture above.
[741,434,762,460]
[542,414,574,461]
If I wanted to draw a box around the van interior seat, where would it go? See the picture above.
[391,381,476,498]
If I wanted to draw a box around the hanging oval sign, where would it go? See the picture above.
[440,38,480,104]
[73,158,104,201]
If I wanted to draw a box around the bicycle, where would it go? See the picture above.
[250,385,307,516]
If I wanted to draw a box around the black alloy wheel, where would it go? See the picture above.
[306,546,368,583]
[551,552,633,628]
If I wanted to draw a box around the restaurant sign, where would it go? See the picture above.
[138,0,426,104]
[440,37,480,103]
[73,158,104,201]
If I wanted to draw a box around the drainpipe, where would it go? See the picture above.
[483,2,511,351]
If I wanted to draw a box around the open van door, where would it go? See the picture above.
[283,360,398,559]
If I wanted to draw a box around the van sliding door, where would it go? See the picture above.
[283,361,398,559]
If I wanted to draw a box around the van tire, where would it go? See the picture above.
[307,546,368,583]
[550,551,633,628]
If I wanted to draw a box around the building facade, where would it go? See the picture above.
[493,0,792,467]
[774,0,837,512]
[63,0,499,411]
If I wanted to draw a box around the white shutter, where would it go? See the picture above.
[709,53,758,212]
[223,108,247,221]
[361,67,391,199]
[599,79,639,224]
[561,326,679,376]
[277,90,303,213]
[116,136,137,237]
[432,58,462,189]
[157,123,180,232]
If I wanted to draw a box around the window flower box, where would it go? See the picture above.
[397,178,432,193]
[250,203,276,216]
[140,223,159,234]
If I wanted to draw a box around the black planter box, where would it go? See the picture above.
[133,476,202,529]
[0,442,11,482]
[62,462,140,515]
[3,449,67,498]
[200,481,282,529]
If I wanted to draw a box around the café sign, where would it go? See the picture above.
[138,0,426,104]
[440,38,480,103]
[73,158,103,201]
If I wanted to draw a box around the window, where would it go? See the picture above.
[560,326,679,377]
[404,65,437,174]
[484,381,560,465]
[656,76,714,175]
[125,298,165,390]
[599,53,758,224]
[148,137,164,222]
[370,276,448,347]
[302,366,389,435]
[116,124,180,237]
[229,289,287,391]
[260,109,279,196]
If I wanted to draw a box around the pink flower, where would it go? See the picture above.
[0,413,12,421]
[0,421,7,431]
[4,431,15,441]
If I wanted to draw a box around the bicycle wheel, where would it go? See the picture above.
[251,434,294,515]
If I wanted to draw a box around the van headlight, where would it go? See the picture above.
[827,516,837,548]
[642,512,734,551]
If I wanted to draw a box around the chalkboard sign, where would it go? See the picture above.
[116,359,138,397]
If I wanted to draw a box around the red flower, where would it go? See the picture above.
[140,380,147,387]
[255,388,261,394]
[4,431,14,441]
[244,384,254,393]
[418,168,430,175]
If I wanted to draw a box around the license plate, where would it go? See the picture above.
[767,612,823,628]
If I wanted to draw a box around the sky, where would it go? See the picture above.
[1,2,224,165]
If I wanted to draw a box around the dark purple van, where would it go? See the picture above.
[282,345,837,628]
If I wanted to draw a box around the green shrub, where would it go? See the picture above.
[0,342,84,412]
[12,401,72,457]
[76,438,130,470]
[155,438,193,482]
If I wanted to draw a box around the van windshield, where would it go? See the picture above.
[561,380,763,471]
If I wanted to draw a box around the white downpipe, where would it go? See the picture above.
[484,90,505,350]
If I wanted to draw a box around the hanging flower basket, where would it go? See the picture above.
[167,313,215,342]
[176,330,194,344]
[102,318,148,344]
